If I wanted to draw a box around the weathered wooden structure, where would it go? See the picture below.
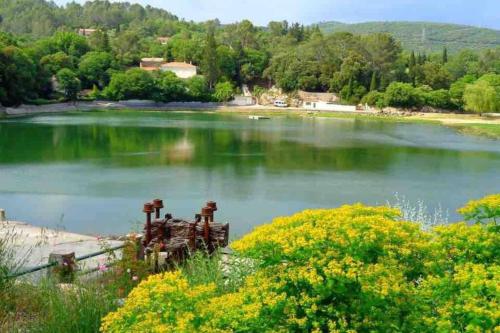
[142,199,229,265]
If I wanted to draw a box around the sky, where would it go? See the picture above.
[56,0,500,29]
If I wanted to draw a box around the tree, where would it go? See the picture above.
[51,32,90,58]
[445,50,479,80]
[362,33,401,79]
[216,45,237,82]
[268,21,288,37]
[369,72,377,91]
[112,30,142,66]
[56,68,81,101]
[442,47,448,64]
[153,71,186,102]
[240,48,268,83]
[88,29,110,52]
[409,51,416,68]
[416,62,452,89]
[463,74,500,114]
[213,81,234,102]
[202,24,219,90]
[409,51,417,86]
[449,75,476,109]
[384,82,420,108]
[40,52,74,75]
[0,46,37,106]
[186,76,210,101]
[78,51,113,88]
[102,68,155,100]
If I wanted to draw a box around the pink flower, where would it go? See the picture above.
[98,263,108,272]
[132,276,139,281]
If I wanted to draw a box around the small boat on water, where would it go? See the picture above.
[249,115,270,120]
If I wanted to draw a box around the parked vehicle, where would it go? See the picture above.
[274,100,288,107]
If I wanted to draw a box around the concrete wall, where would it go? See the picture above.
[228,96,255,106]
[303,101,356,112]
[161,67,197,79]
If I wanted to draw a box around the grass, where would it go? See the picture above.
[451,123,500,139]
[0,237,148,333]
[179,250,256,294]
[1,279,117,332]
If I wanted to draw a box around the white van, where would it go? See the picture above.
[274,100,288,108]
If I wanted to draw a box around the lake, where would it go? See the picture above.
[0,111,499,237]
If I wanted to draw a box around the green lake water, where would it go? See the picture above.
[0,111,499,236]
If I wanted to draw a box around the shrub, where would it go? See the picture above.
[384,82,421,108]
[361,90,385,108]
[152,71,187,102]
[102,68,155,101]
[423,89,452,109]
[213,81,234,102]
[458,193,499,225]
[101,197,499,333]
[185,75,211,102]
[56,68,81,101]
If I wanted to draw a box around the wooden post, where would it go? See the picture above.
[127,233,144,261]
[0,209,5,222]
[48,252,76,283]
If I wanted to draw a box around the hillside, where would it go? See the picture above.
[317,21,500,53]
[0,0,178,37]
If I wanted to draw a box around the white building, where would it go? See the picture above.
[78,28,97,37]
[303,101,356,112]
[160,62,197,79]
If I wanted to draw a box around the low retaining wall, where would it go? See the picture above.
[2,100,227,117]
[4,102,96,117]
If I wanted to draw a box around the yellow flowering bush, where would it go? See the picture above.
[102,199,499,333]
[458,193,500,225]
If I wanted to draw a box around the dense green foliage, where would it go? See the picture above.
[102,195,500,332]
[318,21,500,54]
[0,0,499,113]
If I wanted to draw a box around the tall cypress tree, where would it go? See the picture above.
[409,51,416,68]
[346,76,354,101]
[442,47,448,63]
[409,51,416,87]
[369,72,377,91]
[202,24,219,90]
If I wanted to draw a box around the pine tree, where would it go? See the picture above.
[442,47,448,63]
[202,24,218,90]
[370,72,377,91]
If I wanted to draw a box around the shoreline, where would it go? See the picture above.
[0,219,124,274]
[1,101,499,138]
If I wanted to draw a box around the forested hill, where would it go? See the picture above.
[0,0,179,37]
[317,21,500,53]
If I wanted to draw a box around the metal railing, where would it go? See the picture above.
[8,244,126,279]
